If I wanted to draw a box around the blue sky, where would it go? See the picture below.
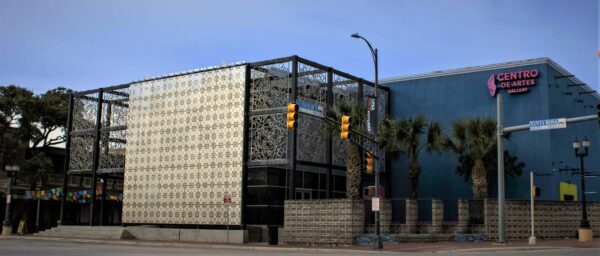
[0,0,598,94]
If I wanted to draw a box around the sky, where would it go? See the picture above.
[0,0,598,94]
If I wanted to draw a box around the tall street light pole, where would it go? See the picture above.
[351,33,382,250]
[572,136,592,241]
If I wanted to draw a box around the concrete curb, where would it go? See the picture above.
[439,245,569,253]
[0,235,394,254]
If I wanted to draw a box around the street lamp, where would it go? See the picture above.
[2,165,20,236]
[351,33,382,250]
[572,136,592,241]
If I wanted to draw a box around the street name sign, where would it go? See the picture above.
[529,118,566,131]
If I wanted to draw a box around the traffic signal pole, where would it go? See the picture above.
[496,96,599,244]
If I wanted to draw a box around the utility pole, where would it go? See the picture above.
[529,171,536,245]
[496,94,506,243]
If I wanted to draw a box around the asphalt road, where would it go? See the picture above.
[1,238,599,256]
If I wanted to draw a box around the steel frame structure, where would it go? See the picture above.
[60,56,390,228]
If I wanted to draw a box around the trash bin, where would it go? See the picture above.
[267,226,278,245]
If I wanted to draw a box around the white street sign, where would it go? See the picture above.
[372,197,380,212]
[529,118,566,131]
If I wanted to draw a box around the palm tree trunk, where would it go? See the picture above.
[346,144,361,199]
[471,160,488,199]
[409,159,421,199]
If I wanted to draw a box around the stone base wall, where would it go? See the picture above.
[485,199,600,240]
[283,199,364,246]
[364,199,392,234]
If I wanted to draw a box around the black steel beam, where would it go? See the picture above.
[241,64,251,229]
[103,90,129,98]
[296,160,345,170]
[77,95,129,108]
[288,57,298,200]
[246,159,288,167]
[59,93,74,225]
[97,168,124,174]
[101,125,128,133]
[90,89,103,226]
[70,125,127,136]
[326,69,333,199]
[249,107,287,117]
[248,56,295,67]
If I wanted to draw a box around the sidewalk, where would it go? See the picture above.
[2,235,599,253]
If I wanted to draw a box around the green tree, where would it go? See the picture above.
[0,85,72,190]
[322,99,365,199]
[31,87,72,149]
[455,149,525,197]
[0,85,37,171]
[445,117,501,199]
[376,115,445,199]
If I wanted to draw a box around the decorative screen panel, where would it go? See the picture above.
[122,66,245,225]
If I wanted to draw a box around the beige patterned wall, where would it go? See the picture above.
[122,66,245,225]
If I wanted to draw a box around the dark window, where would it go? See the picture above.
[245,206,284,225]
[247,168,267,186]
[267,168,287,186]
[246,187,286,205]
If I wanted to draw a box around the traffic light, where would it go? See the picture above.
[364,152,374,174]
[287,103,298,129]
[340,115,351,140]
[367,185,376,196]
[532,186,540,197]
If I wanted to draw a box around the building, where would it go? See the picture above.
[61,56,389,232]
[382,57,599,220]
[60,56,598,236]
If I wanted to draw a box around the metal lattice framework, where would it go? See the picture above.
[61,55,389,227]
[61,84,130,226]
[246,56,390,200]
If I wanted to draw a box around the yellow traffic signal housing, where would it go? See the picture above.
[287,103,298,129]
[340,115,351,140]
[364,152,374,174]
[532,186,540,197]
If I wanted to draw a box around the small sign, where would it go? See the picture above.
[6,195,10,204]
[372,197,380,212]
[366,96,377,134]
[296,99,324,117]
[0,179,9,194]
[223,194,232,205]
[529,118,567,131]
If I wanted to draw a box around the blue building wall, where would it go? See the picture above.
[382,60,600,215]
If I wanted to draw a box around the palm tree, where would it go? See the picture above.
[376,116,445,199]
[445,117,497,199]
[322,99,365,199]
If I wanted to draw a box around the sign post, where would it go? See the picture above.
[529,171,536,245]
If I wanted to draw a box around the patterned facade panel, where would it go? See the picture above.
[102,87,129,127]
[71,95,98,131]
[69,134,94,171]
[248,113,287,161]
[99,130,126,170]
[249,62,291,111]
[122,66,245,225]
[297,113,327,163]
[297,63,327,106]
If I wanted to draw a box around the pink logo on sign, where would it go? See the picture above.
[487,74,497,96]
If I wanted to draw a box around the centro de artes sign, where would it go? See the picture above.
[487,69,539,96]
